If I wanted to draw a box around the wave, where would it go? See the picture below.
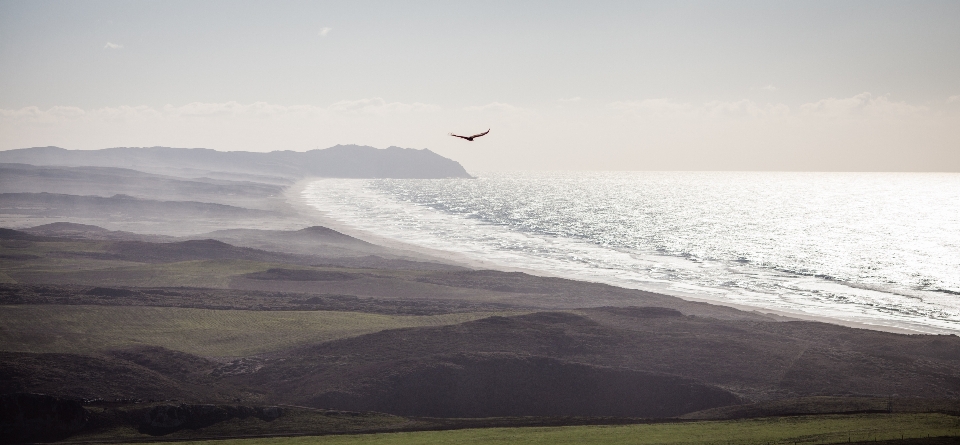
[302,172,960,334]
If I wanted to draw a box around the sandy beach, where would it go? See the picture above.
[287,177,940,336]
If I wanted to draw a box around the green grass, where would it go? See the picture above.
[0,305,514,356]
[5,256,439,290]
[120,414,960,445]
[7,259,284,288]
[0,237,324,288]
[1,239,144,277]
[0,237,436,289]
[0,239,498,301]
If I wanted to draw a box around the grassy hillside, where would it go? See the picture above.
[0,305,516,357]
[4,228,960,426]
[1,228,779,315]
[14,259,296,288]
[107,413,960,445]
[238,310,960,411]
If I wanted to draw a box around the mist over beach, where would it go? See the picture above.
[2,1,960,444]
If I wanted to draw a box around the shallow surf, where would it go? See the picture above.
[302,172,960,334]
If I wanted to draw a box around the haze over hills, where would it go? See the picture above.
[0,145,472,180]
[0,193,274,220]
[0,145,471,237]
[0,163,286,206]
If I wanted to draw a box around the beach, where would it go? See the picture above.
[292,173,960,335]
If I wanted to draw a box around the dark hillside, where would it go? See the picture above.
[310,353,741,418]
[242,311,960,412]
[207,226,377,248]
[0,283,516,315]
[413,270,774,318]
[193,226,387,257]
[0,228,48,242]
[101,239,302,264]
[22,222,174,242]
[3,305,960,419]
[0,350,227,402]
[3,227,959,423]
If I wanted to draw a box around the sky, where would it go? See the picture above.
[1,0,959,171]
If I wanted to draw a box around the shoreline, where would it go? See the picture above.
[286,178,556,273]
[287,177,947,336]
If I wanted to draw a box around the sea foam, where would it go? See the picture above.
[303,172,960,334]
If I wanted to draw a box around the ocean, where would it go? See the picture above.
[302,172,960,334]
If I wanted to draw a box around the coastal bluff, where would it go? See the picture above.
[0,145,472,179]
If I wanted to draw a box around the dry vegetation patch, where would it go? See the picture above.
[0,305,520,357]
[102,413,960,445]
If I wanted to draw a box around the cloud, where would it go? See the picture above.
[319,27,332,37]
[463,102,525,113]
[949,95,960,103]
[702,99,788,118]
[610,98,787,119]
[760,85,777,91]
[160,101,306,118]
[610,98,692,116]
[1,105,87,122]
[104,42,123,49]
[612,93,923,121]
[799,92,925,117]
[558,97,582,103]
[328,97,440,114]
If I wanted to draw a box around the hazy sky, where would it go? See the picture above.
[2,0,959,171]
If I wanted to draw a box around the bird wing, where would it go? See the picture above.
[449,133,470,140]
[469,129,490,139]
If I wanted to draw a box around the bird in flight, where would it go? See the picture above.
[449,129,490,141]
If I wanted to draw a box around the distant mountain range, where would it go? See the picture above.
[0,163,285,204]
[0,145,472,179]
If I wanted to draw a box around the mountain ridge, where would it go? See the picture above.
[0,145,472,179]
